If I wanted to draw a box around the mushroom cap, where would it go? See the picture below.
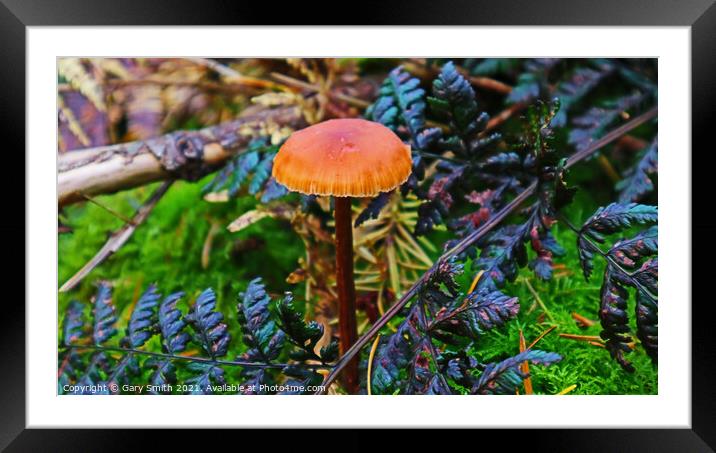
[272,118,412,197]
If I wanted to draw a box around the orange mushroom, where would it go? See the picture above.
[273,118,412,393]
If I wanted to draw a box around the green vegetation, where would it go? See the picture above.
[59,176,657,395]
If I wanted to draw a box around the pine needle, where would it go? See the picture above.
[519,330,533,395]
[527,325,558,350]
[571,312,596,328]
[559,333,603,342]
[557,384,577,395]
[366,334,381,396]
[468,270,485,293]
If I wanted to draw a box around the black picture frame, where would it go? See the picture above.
[2,0,713,449]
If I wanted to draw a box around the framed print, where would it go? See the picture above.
[2,0,714,449]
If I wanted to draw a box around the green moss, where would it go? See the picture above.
[454,221,657,395]
[59,177,305,354]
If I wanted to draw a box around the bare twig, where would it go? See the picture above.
[80,193,136,225]
[58,105,305,206]
[59,181,173,292]
[315,106,658,394]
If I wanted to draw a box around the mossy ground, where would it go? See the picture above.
[58,174,657,395]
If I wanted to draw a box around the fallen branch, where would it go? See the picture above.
[58,105,305,207]
[59,180,173,292]
[316,106,658,394]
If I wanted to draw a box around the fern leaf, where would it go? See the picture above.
[599,267,634,371]
[260,178,288,203]
[185,288,230,359]
[366,66,433,148]
[568,92,645,151]
[580,202,657,239]
[202,138,283,201]
[608,225,658,269]
[62,301,85,346]
[355,191,392,227]
[463,58,520,76]
[505,59,561,105]
[406,339,451,395]
[579,203,657,254]
[369,321,415,395]
[428,61,486,155]
[508,72,541,105]
[158,291,190,354]
[229,151,260,195]
[126,285,161,348]
[551,62,614,127]
[150,291,190,392]
[433,284,519,339]
[280,366,324,395]
[92,282,117,345]
[249,152,275,195]
[237,278,286,362]
[636,289,658,362]
[617,138,658,203]
[276,295,334,363]
[147,359,178,394]
[473,350,561,394]
[474,224,530,289]
[184,362,226,394]
[633,257,658,296]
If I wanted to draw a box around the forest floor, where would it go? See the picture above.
[59,174,657,395]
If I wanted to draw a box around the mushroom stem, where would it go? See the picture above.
[334,196,359,394]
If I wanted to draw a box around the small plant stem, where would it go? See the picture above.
[523,279,556,323]
[62,344,330,369]
[527,325,558,350]
[201,221,221,269]
[366,334,381,396]
[571,312,596,328]
[597,155,621,183]
[80,193,136,225]
[559,333,603,342]
[334,196,359,394]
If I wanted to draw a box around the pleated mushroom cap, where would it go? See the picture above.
[272,118,412,197]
